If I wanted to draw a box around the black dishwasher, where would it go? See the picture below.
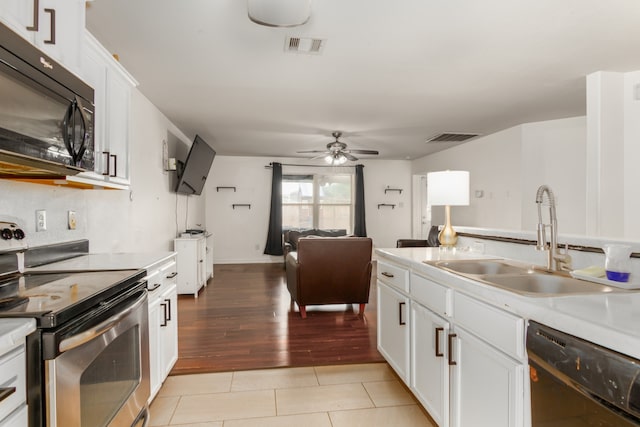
[527,321,640,426]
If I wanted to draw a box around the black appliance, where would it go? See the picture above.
[175,134,216,195]
[0,235,149,427]
[527,321,640,426]
[0,21,95,178]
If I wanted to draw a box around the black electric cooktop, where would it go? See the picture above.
[0,269,146,328]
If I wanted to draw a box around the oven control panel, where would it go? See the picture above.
[0,222,27,253]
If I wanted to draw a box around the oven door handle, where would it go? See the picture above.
[58,291,146,353]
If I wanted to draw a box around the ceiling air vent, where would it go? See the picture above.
[285,36,326,55]
[426,133,480,143]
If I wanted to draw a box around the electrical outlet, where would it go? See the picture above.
[68,211,77,230]
[36,209,47,232]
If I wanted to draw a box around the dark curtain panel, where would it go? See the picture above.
[354,164,367,237]
[264,162,284,255]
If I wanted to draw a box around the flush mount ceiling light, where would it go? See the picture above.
[247,0,312,28]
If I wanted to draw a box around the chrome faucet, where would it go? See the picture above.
[535,185,571,271]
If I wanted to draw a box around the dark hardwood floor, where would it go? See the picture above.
[170,262,384,375]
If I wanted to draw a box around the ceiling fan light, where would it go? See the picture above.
[247,0,312,28]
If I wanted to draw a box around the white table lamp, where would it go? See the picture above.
[427,170,470,248]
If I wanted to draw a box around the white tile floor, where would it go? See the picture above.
[149,363,435,427]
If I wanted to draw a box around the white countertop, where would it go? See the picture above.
[0,318,35,354]
[27,252,176,273]
[375,247,640,360]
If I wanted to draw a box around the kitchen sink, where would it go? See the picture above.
[435,260,531,276]
[478,272,618,296]
[430,259,621,297]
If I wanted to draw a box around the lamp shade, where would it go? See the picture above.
[247,0,312,27]
[427,170,470,206]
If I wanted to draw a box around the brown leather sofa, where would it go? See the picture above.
[285,236,373,318]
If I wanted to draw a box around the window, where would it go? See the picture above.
[282,174,353,231]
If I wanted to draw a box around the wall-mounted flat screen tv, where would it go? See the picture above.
[175,135,216,195]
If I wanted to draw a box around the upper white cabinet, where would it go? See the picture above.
[74,31,137,189]
[0,0,85,74]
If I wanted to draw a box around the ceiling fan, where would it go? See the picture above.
[297,132,379,165]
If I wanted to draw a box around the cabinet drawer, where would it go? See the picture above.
[0,345,26,421]
[377,261,410,293]
[453,292,525,359]
[410,273,451,318]
[160,259,178,285]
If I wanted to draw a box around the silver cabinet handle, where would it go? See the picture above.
[59,291,146,353]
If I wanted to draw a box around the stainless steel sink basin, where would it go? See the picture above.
[435,260,530,276]
[430,259,623,297]
[479,272,618,296]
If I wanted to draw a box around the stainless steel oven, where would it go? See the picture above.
[527,321,640,426]
[44,286,149,427]
[0,230,151,427]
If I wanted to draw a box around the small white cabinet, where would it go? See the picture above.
[377,281,410,384]
[73,31,137,189]
[174,235,208,297]
[146,256,179,402]
[0,0,85,74]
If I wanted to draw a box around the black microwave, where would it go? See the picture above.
[0,21,94,177]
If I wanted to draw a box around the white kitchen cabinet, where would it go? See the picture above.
[174,235,207,297]
[376,256,527,427]
[411,301,450,427]
[146,256,179,402]
[0,0,85,74]
[72,31,137,189]
[450,327,524,427]
[377,281,410,384]
[206,233,214,279]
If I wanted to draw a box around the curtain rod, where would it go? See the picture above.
[264,162,363,169]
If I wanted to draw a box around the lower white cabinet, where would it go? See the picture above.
[147,257,179,402]
[411,301,450,427]
[174,236,207,297]
[377,257,527,427]
[377,281,410,384]
[450,327,524,427]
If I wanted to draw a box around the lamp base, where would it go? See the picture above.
[438,205,458,248]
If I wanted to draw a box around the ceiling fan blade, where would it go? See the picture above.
[346,149,379,155]
[343,152,358,161]
[310,154,328,160]
[297,150,329,154]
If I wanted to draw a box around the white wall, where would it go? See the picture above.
[206,156,412,264]
[0,89,205,253]
[411,125,524,230]
[411,117,588,236]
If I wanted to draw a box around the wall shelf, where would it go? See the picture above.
[384,187,403,194]
[378,204,396,209]
[217,186,236,192]
[232,204,251,209]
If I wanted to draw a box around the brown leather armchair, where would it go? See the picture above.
[285,237,373,318]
